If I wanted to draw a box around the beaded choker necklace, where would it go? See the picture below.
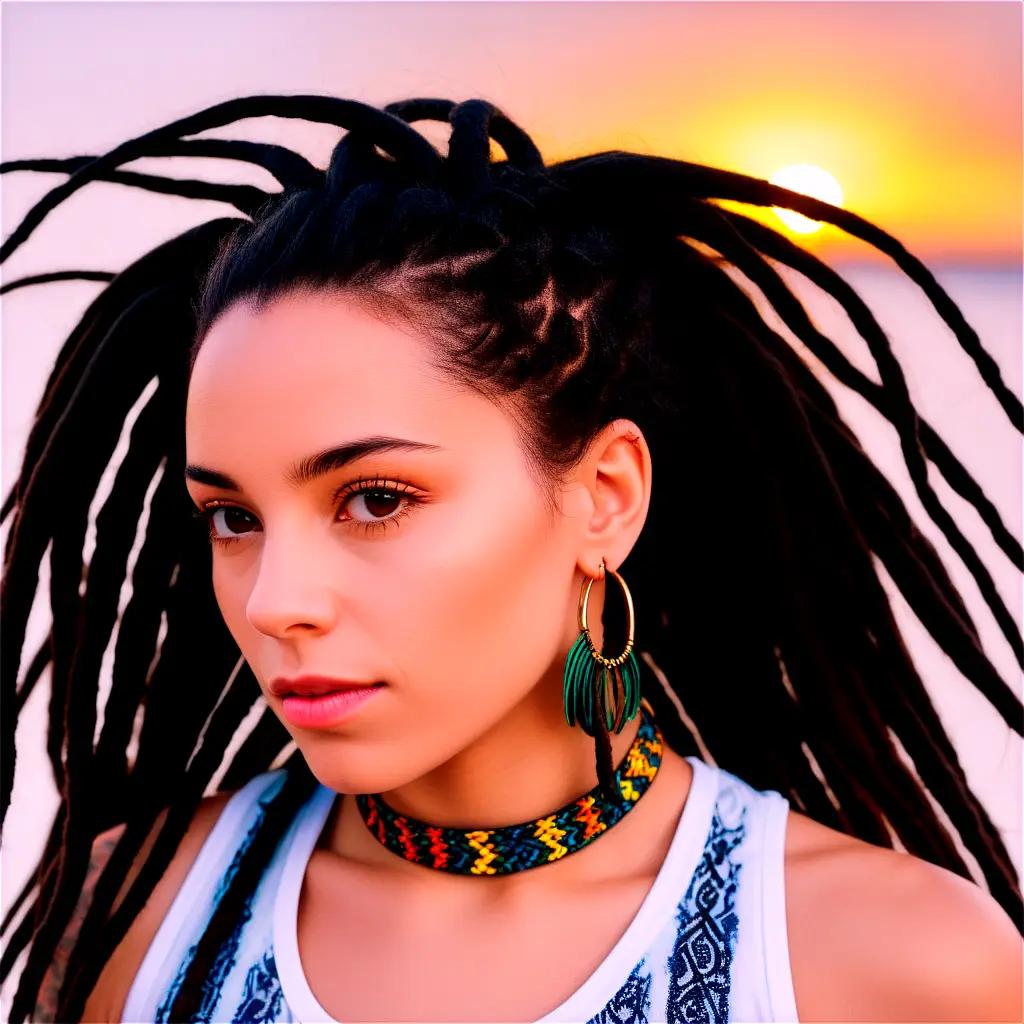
[353,699,665,875]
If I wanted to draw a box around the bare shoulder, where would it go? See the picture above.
[783,807,1023,1022]
[33,788,237,1024]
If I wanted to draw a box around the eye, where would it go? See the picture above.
[190,476,424,547]
[191,505,259,547]
[335,477,423,535]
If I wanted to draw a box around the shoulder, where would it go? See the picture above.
[783,807,1023,1022]
[34,787,238,1024]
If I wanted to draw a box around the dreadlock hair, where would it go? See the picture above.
[1,94,1021,1022]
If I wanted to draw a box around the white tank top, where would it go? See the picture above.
[122,756,800,1022]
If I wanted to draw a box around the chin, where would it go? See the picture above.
[297,747,422,798]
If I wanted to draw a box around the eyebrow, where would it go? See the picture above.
[185,436,445,492]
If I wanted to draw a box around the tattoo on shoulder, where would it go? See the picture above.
[32,829,123,1023]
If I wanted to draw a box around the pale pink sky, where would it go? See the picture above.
[2,1,1021,264]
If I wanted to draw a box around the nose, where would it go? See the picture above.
[244,525,339,638]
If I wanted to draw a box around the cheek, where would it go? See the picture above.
[210,557,252,644]
[385,483,572,712]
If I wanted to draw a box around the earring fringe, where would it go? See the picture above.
[592,673,618,802]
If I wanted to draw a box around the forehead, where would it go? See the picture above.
[188,289,454,411]
[186,289,492,446]
[183,290,527,485]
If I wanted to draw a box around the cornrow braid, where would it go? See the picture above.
[1,94,1019,1023]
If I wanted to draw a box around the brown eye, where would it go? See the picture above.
[192,505,260,546]
[335,477,423,535]
[212,507,258,537]
[347,489,403,521]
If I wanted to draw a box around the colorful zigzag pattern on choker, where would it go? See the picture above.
[354,699,665,875]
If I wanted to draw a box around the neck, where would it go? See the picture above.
[324,663,646,875]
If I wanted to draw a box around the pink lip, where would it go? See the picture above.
[279,684,385,729]
[269,675,381,698]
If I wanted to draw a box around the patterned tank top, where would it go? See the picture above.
[122,756,801,1022]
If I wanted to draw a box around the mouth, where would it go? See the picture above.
[273,679,388,729]
[269,676,387,698]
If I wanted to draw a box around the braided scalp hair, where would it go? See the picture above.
[1,94,1021,1022]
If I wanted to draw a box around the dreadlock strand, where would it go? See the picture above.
[447,99,509,200]
[553,151,1023,428]
[14,630,52,713]
[22,164,267,212]
[8,290,186,816]
[0,136,322,193]
[761,333,1023,882]
[92,469,192,795]
[0,270,115,296]
[707,307,966,855]
[691,247,1023,729]
[127,566,242,797]
[627,408,851,830]
[716,205,1022,568]
[47,645,256,1020]
[21,485,115,974]
[59,393,176,814]
[9,262,216,836]
[1,221,236,529]
[0,94,445,263]
[323,133,387,202]
[817,394,1024,729]
[670,202,1023,667]
[633,297,885,838]
[386,97,546,174]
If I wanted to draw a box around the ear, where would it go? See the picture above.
[569,418,652,576]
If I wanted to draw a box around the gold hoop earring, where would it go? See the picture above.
[563,557,643,799]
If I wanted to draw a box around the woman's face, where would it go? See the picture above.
[184,289,606,795]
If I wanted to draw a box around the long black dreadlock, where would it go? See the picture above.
[1,94,1021,1023]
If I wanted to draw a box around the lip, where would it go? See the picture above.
[269,675,382,698]
[276,682,386,729]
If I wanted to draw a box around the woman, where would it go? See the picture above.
[1,95,1020,1023]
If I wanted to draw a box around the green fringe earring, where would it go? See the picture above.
[563,557,643,802]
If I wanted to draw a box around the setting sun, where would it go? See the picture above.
[769,164,844,234]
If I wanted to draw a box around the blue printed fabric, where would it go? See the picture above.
[168,782,749,1023]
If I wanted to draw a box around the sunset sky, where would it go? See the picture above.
[2,1,1021,267]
